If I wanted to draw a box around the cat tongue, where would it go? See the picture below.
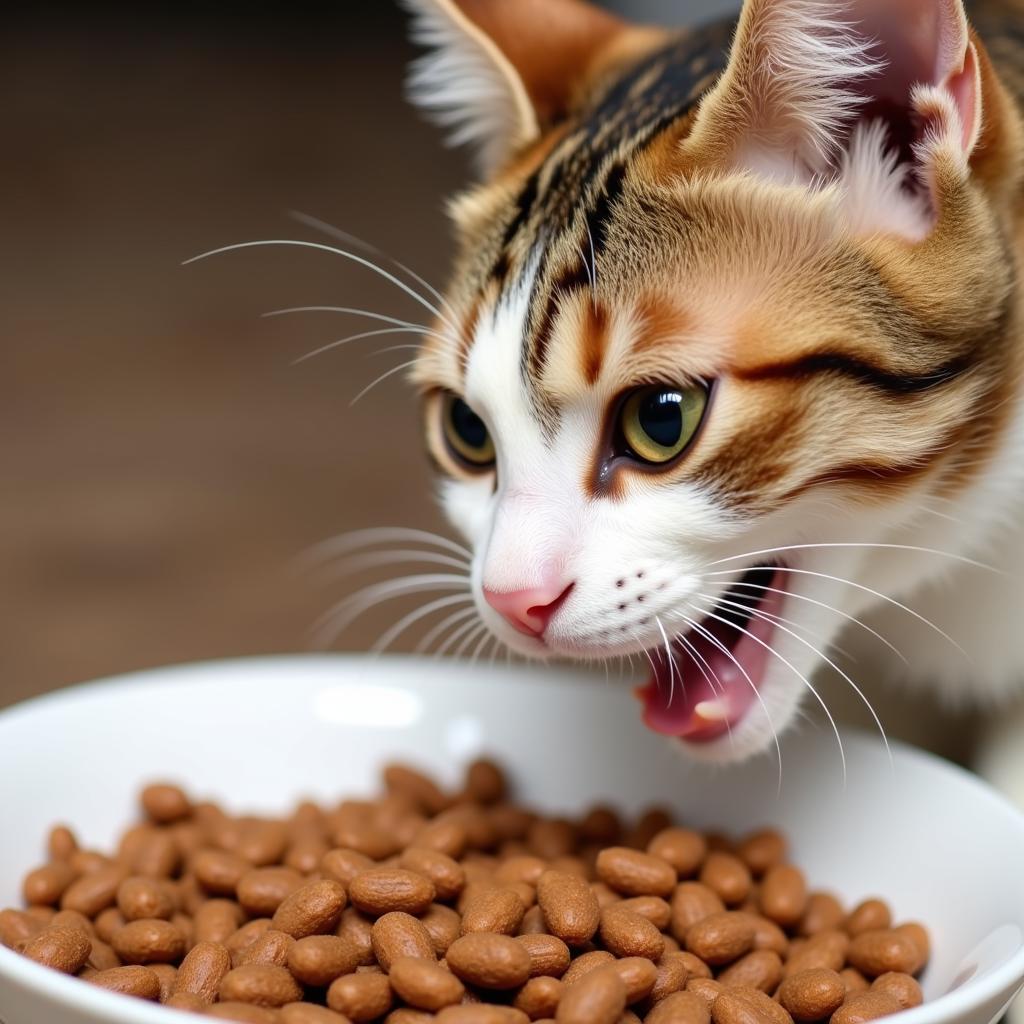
[636,574,784,743]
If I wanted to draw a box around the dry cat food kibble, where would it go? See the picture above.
[1,762,932,1022]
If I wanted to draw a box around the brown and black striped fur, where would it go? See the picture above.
[416,0,1024,517]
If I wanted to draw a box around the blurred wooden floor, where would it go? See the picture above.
[0,5,463,706]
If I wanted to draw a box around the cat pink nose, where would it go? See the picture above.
[483,581,574,638]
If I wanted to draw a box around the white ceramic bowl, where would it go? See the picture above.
[1,655,1023,1024]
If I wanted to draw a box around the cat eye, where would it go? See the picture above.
[441,393,496,470]
[617,384,709,466]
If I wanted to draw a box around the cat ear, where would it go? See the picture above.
[685,0,982,234]
[402,0,627,176]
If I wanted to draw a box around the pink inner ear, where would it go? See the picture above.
[843,0,976,160]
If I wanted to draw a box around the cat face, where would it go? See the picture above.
[403,0,1020,760]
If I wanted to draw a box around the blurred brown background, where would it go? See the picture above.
[0,0,974,762]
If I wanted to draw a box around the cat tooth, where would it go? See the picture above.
[694,700,731,723]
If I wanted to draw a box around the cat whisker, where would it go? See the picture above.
[317,549,471,579]
[435,616,487,660]
[697,592,892,770]
[704,542,999,575]
[288,210,459,325]
[705,565,972,662]
[655,616,681,707]
[672,611,783,795]
[299,527,471,567]
[720,579,907,664]
[372,593,476,654]
[452,621,490,661]
[690,603,847,786]
[469,629,493,667]
[183,239,454,331]
[294,326,442,366]
[263,306,430,331]
[312,572,471,648]
[415,605,480,655]
[350,359,421,406]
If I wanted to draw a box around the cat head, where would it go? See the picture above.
[402,0,1022,760]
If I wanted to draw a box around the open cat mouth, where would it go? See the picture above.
[637,565,785,744]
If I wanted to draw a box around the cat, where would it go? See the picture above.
[395,0,1024,778]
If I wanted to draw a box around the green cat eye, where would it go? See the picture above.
[441,393,496,470]
[619,385,708,465]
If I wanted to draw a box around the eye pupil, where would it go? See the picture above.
[638,392,683,448]
[451,399,488,451]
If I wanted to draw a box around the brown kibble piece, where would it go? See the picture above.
[713,987,793,1024]
[647,990,712,1024]
[111,918,186,964]
[759,866,807,929]
[328,971,394,1021]
[400,847,466,902]
[599,905,665,960]
[647,829,708,879]
[195,899,245,944]
[847,929,922,978]
[736,831,787,877]
[0,909,45,948]
[536,870,600,946]
[717,949,783,993]
[699,854,752,907]
[88,965,161,999]
[421,903,462,956]
[288,935,361,987]
[321,849,375,888]
[117,876,175,921]
[390,955,466,1010]
[22,863,77,907]
[648,952,692,1003]
[514,975,564,1018]
[609,956,658,1002]
[595,848,676,898]
[670,883,725,942]
[561,949,616,986]
[784,930,849,977]
[280,1005,351,1024]
[686,978,724,1011]
[686,912,755,966]
[238,868,305,917]
[778,968,846,1021]
[618,895,671,930]
[840,968,870,994]
[207,1002,282,1022]
[447,932,532,989]
[461,886,526,936]
[236,930,296,969]
[372,911,436,971]
[194,849,253,896]
[871,971,924,1009]
[893,923,929,971]
[466,759,507,805]
[174,940,232,1003]
[22,925,91,974]
[555,965,627,1024]
[845,900,892,937]
[220,964,303,1007]
[436,1007,529,1024]
[61,866,125,917]
[348,869,435,918]
[48,825,79,862]
[800,893,845,936]
[830,991,904,1024]
[273,880,347,938]
[141,783,191,824]
[516,933,571,978]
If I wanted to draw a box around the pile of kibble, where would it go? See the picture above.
[0,759,929,1024]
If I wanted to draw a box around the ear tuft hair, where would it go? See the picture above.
[402,0,538,177]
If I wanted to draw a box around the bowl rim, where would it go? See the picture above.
[1,653,1023,1024]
